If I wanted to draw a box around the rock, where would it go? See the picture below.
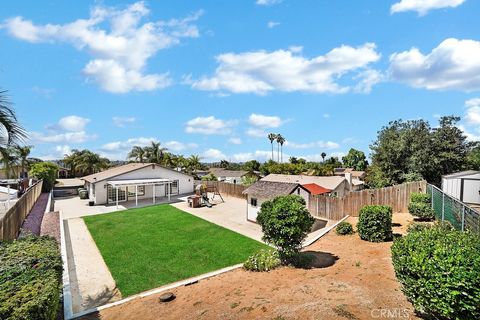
[159,292,176,303]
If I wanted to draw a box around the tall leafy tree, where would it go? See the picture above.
[128,146,146,163]
[342,148,368,171]
[76,150,109,175]
[145,141,167,164]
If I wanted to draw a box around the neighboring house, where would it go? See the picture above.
[442,171,480,205]
[81,163,194,206]
[0,164,23,179]
[334,168,366,181]
[243,173,362,222]
[58,166,70,178]
[208,168,260,184]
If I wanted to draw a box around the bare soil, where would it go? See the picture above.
[81,212,419,320]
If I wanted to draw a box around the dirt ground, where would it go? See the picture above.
[81,212,419,320]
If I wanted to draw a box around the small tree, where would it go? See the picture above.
[29,162,58,191]
[256,195,314,262]
[201,173,217,181]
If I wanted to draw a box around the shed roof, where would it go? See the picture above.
[442,170,480,179]
[301,183,331,195]
[242,180,299,198]
[209,168,248,178]
[261,174,346,190]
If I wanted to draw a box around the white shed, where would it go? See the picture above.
[442,171,480,205]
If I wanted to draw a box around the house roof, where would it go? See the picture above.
[242,180,299,198]
[209,168,249,178]
[82,163,192,184]
[334,168,366,179]
[301,183,331,195]
[442,170,480,179]
[261,174,347,191]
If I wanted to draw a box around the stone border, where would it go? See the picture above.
[302,215,350,247]
[59,210,74,320]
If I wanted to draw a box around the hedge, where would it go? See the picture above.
[408,202,435,219]
[336,221,354,235]
[392,225,480,319]
[357,205,393,242]
[0,236,62,320]
[409,192,431,204]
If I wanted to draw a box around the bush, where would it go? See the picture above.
[391,225,480,319]
[406,222,430,233]
[257,195,314,262]
[243,249,281,272]
[29,162,58,192]
[408,202,435,220]
[410,192,431,204]
[357,205,393,242]
[0,236,62,320]
[336,221,354,235]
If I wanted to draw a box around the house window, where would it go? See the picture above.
[127,185,145,197]
[168,180,179,195]
[250,198,257,207]
[107,185,126,202]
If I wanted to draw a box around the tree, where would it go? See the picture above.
[15,145,33,178]
[242,160,260,172]
[75,150,109,175]
[144,141,167,164]
[128,146,146,163]
[257,195,314,262]
[186,155,201,173]
[201,173,217,181]
[0,146,18,178]
[0,90,27,147]
[268,133,277,161]
[276,134,285,163]
[342,148,368,171]
[241,175,258,186]
[467,143,480,170]
[321,152,326,162]
[29,162,58,191]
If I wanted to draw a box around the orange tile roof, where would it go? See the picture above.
[301,183,331,195]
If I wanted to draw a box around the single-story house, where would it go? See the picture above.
[81,163,194,206]
[442,170,480,205]
[334,168,366,180]
[208,168,260,184]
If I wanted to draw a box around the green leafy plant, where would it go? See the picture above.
[357,205,393,242]
[408,202,435,219]
[335,221,354,235]
[28,162,58,192]
[391,225,480,319]
[409,192,431,204]
[243,249,281,272]
[0,236,62,320]
[257,195,314,262]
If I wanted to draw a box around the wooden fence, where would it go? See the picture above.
[195,180,247,199]
[0,180,43,241]
[309,180,427,220]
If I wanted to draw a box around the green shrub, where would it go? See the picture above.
[29,162,58,192]
[243,249,281,272]
[0,236,62,320]
[406,222,430,233]
[408,202,435,219]
[257,195,314,262]
[336,221,354,235]
[410,192,431,204]
[391,225,480,319]
[357,205,393,242]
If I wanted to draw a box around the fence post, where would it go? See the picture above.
[462,206,465,232]
[442,193,445,221]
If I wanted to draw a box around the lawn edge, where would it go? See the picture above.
[68,263,244,320]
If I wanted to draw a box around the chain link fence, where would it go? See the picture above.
[427,184,480,233]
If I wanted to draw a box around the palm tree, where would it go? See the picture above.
[276,134,285,163]
[186,155,201,174]
[76,150,109,175]
[268,133,277,161]
[128,146,146,163]
[145,141,167,164]
[0,90,27,147]
[0,146,18,178]
[15,145,32,178]
[321,152,327,162]
[276,134,285,162]
[63,149,82,177]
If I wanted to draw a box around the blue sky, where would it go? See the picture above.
[1,0,480,162]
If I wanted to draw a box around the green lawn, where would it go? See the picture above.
[83,204,267,296]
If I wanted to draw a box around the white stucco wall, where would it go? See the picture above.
[443,173,480,204]
[246,195,264,222]
[90,165,194,205]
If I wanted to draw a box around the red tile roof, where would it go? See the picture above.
[301,183,331,195]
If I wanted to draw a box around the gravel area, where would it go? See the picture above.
[41,211,60,243]
[18,193,50,237]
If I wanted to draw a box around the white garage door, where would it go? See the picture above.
[462,179,480,204]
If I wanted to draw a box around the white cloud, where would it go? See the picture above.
[100,137,157,152]
[458,125,480,142]
[57,115,90,132]
[256,0,282,6]
[248,113,283,128]
[37,145,72,160]
[164,141,198,152]
[391,0,466,16]
[284,140,340,149]
[465,98,480,124]
[323,113,330,118]
[267,21,280,28]
[389,38,480,91]
[246,128,268,138]
[30,131,94,144]
[228,137,242,145]
[202,148,226,162]
[2,2,202,93]
[185,116,237,135]
[190,43,381,94]
[113,116,136,127]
